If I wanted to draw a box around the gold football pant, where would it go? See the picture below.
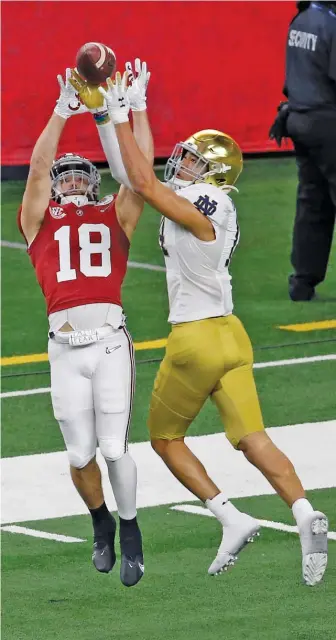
[148,315,265,448]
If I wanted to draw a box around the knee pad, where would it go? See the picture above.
[99,437,125,462]
[57,415,96,469]
[67,447,96,469]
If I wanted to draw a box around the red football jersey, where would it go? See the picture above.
[17,195,130,315]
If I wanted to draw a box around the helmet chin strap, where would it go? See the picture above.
[165,177,194,191]
[60,194,89,206]
[219,184,239,193]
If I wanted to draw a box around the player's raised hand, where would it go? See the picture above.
[98,72,130,124]
[69,69,106,112]
[54,68,89,119]
[125,58,151,111]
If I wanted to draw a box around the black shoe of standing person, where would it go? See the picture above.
[119,517,144,587]
[289,274,315,301]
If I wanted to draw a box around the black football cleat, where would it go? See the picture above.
[92,516,117,574]
[119,518,144,587]
[120,553,144,587]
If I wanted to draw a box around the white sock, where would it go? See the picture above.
[205,492,245,527]
[292,497,314,528]
[105,452,137,520]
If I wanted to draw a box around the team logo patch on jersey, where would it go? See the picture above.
[50,206,66,219]
[98,194,115,207]
[76,209,84,216]
[193,194,218,217]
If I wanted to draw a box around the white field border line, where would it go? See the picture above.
[0,240,165,272]
[0,524,86,543]
[1,353,336,400]
[171,504,336,541]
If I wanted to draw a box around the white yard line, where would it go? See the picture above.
[0,524,86,543]
[2,353,335,399]
[253,354,336,369]
[3,508,335,544]
[1,387,51,399]
[1,240,165,272]
[171,504,336,541]
[127,260,165,272]
[1,240,27,250]
[1,421,335,524]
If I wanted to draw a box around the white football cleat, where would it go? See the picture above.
[208,515,260,576]
[299,511,328,586]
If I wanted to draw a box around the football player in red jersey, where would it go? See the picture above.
[17,62,153,587]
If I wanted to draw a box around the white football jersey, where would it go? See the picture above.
[159,183,239,324]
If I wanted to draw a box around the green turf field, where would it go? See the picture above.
[1,158,336,640]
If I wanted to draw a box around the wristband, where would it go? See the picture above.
[93,111,110,125]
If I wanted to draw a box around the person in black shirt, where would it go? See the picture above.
[270,2,336,301]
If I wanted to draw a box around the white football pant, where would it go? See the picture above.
[48,327,135,469]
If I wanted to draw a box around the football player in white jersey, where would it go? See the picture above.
[90,75,329,587]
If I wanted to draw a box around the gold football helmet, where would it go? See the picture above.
[164,129,243,190]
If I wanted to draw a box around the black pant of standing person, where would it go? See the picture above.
[286,108,336,301]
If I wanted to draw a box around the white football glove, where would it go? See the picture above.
[54,68,89,120]
[125,58,151,111]
[98,72,130,125]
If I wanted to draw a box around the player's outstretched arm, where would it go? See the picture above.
[70,62,153,240]
[115,59,154,239]
[21,70,87,245]
[117,122,214,240]
[100,77,214,241]
[117,121,214,241]
[126,59,153,165]
[69,69,133,189]
[21,113,66,246]
[21,113,66,244]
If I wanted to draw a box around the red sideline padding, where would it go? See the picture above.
[2,0,295,165]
